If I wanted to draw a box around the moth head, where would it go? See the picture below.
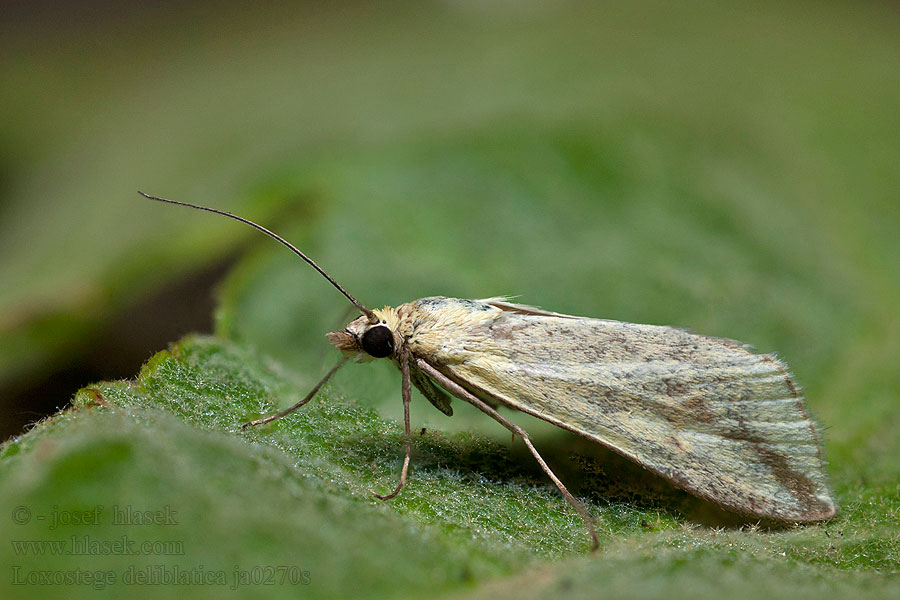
[327,315,397,361]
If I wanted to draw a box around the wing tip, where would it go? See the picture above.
[789,498,839,522]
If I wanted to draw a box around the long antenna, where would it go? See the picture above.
[139,191,378,323]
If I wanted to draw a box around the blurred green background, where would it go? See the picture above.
[1,1,898,598]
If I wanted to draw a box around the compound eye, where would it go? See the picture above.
[360,325,394,358]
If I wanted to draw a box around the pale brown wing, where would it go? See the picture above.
[410,298,836,520]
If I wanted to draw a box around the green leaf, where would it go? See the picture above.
[3,335,898,599]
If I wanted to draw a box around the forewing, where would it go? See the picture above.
[417,303,835,521]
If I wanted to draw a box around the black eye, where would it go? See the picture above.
[361,325,394,358]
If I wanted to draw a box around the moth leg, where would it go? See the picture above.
[241,356,348,429]
[373,343,412,500]
[416,358,600,551]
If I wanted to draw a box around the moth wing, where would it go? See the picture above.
[431,309,836,521]
[478,297,579,318]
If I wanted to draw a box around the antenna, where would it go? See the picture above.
[139,191,378,323]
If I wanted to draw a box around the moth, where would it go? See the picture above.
[141,192,837,549]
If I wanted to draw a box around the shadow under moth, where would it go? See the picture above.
[141,192,837,550]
